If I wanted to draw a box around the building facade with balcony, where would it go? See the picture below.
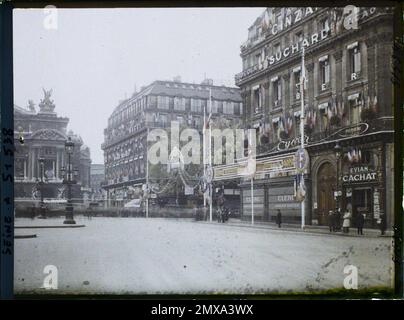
[14,90,92,206]
[102,78,242,206]
[236,7,394,228]
[90,164,106,201]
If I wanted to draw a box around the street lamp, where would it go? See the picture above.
[334,142,342,213]
[62,137,78,224]
[37,157,48,219]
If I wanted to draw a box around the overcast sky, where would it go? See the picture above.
[13,8,264,163]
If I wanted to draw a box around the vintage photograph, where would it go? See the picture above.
[12,6,395,294]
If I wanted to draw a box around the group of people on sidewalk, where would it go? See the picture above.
[328,208,387,236]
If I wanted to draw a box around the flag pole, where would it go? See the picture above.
[146,127,149,218]
[203,90,207,208]
[209,88,213,222]
[300,46,306,230]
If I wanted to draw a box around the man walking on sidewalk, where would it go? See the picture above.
[276,209,282,228]
[328,210,334,232]
[356,213,365,235]
[379,213,387,235]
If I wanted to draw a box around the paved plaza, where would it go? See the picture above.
[14,217,393,295]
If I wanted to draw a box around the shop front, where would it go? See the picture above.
[235,152,309,223]
[341,163,383,229]
[311,139,389,229]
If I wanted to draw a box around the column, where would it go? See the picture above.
[282,73,290,109]
[27,148,32,180]
[23,159,27,179]
[56,149,59,180]
[53,160,56,180]
[375,32,393,117]
[332,50,343,96]
[31,147,36,179]
[306,62,314,104]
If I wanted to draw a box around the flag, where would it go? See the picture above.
[286,115,293,135]
[332,97,337,116]
[327,106,333,118]
[347,150,352,162]
[279,117,285,133]
[361,93,365,109]
[373,95,378,113]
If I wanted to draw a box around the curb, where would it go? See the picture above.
[15,234,37,239]
[15,225,86,229]
[195,220,393,238]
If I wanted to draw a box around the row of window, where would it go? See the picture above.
[149,95,242,115]
[251,43,362,112]
[106,162,146,181]
[255,93,371,146]
[108,95,243,128]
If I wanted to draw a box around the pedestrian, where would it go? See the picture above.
[335,209,342,231]
[276,209,282,228]
[379,213,387,235]
[356,213,365,235]
[328,210,334,232]
[31,204,36,220]
[342,210,351,233]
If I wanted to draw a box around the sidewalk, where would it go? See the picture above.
[198,218,394,238]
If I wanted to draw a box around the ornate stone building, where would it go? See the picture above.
[102,78,242,206]
[235,7,394,228]
[14,89,92,205]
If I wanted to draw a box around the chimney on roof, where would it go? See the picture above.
[173,76,181,82]
[201,78,213,86]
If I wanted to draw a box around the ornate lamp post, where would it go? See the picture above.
[36,157,48,219]
[61,137,79,224]
[334,142,342,212]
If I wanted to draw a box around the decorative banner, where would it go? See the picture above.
[295,148,309,173]
[213,153,297,181]
[373,189,380,220]
[294,174,306,202]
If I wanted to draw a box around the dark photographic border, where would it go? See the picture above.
[1,0,403,300]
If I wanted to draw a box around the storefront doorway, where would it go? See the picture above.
[351,187,372,228]
[317,162,336,225]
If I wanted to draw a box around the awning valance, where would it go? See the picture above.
[292,66,301,73]
[319,55,329,62]
[347,41,358,50]
[348,93,360,101]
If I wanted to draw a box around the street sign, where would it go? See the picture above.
[295,148,309,173]
[206,166,213,184]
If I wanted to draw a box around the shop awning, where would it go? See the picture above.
[347,41,358,50]
[319,55,329,62]
[318,102,329,110]
[292,66,301,73]
[348,93,360,101]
